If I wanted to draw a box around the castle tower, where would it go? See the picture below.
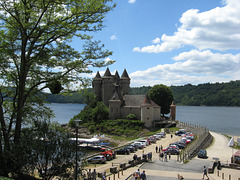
[170,101,176,120]
[101,68,115,106]
[141,94,154,128]
[109,87,123,120]
[92,71,102,102]
[120,69,130,95]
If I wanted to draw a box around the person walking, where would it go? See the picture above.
[160,152,164,161]
[202,166,209,180]
[87,169,92,180]
[140,170,147,180]
[92,169,97,180]
[164,152,168,162]
[168,152,171,160]
[155,146,158,153]
[134,169,140,180]
[101,172,106,180]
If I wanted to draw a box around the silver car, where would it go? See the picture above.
[88,155,106,164]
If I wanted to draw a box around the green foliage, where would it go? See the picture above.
[89,125,95,134]
[0,0,115,177]
[126,114,137,120]
[149,84,174,116]
[130,86,152,95]
[0,121,76,179]
[92,102,109,123]
[87,119,145,137]
[171,80,240,106]
[47,80,63,94]
[69,101,108,127]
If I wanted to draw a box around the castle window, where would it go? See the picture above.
[130,108,132,111]
[147,107,149,109]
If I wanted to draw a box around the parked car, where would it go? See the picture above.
[125,145,135,153]
[162,146,178,152]
[170,142,186,149]
[153,134,161,140]
[157,132,166,138]
[175,129,186,136]
[100,148,114,160]
[88,155,106,164]
[132,142,144,149]
[198,149,207,158]
[169,144,180,150]
[182,137,191,144]
[165,148,180,155]
[135,141,146,148]
[147,136,156,143]
[131,143,140,150]
[139,140,149,146]
[116,147,130,155]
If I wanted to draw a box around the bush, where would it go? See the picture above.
[89,125,95,134]
[126,114,136,120]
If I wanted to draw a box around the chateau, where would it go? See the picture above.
[92,68,162,128]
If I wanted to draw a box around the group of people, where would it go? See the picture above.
[133,169,147,180]
[156,145,171,162]
[87,169,97,180]
[158,151,171,162]
[155,145,163,153]
[87,169,107,180]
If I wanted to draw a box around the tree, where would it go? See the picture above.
[148,84,174,116]
[0,0,115,177]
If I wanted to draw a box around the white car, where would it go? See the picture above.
[132,142,144,149]
[134,141,146,148]
[139,140,149,146]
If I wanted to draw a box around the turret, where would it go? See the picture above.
[101,68,115,106]
[92,71,102,102]
[120,69,130,95]
[170,101,176,120]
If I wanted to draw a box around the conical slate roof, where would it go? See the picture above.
[121,69,130,79]
[103,68,111,77]
[115,71,120,84]
[93,71,101,79]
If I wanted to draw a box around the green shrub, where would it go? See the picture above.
[88,125,95,134]
[126,114,136,120]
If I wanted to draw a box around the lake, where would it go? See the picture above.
[47,103,240,136]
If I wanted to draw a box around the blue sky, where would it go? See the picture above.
[74,0,240,87]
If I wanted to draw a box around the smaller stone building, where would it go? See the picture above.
[92,68,161,128]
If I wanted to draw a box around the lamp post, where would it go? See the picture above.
[75,119,82,180]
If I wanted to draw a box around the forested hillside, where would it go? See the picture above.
[171,81,240,106]
[45,80,240,106]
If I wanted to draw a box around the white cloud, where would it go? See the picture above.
[130,50,240,87]
[110,35,117,40]
[152,37,160,44]
[128,0,136,4]
[133,0,240,53]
